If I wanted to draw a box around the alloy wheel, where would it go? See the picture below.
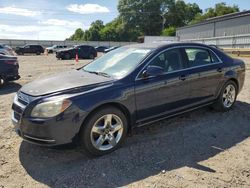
[90,114,124,151]
[222,84,236,108]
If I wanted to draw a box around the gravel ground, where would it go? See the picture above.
[0,54,250,188]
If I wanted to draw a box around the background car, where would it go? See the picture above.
[15,45,44,55]
[0,54,20,86]
[46,45,68,53]
[104,46,119,53]
[0,44,15,56]
[56,45,97,60]
[95,46,108,53]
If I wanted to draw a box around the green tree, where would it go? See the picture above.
[118,0,163,35]
[87,20,104,41]
[99,17,141,42]
[69,28,84,41]
[68,1,240,42]
[162,26,176,36]
[191,3,239,24]
[161,0,202,27]
[118,0,201,36]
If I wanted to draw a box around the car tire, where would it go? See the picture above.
[79,106,128,156]
[213,80,238,112]
[89,54,94,59]
[36,51,41,55]
[0,77,5,87]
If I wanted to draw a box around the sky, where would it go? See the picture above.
[0,0,249,40]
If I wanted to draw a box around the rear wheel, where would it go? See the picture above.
[0,77,5,87]
[89,54,94,59]
[213,81,237,112]
[36,51,41,55]
[79,106,128,156]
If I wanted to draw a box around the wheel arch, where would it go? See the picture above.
[79,102,133,135]
[228,78,239,92]
[222,70,240,93]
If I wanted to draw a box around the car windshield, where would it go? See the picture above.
[82,47,151,79]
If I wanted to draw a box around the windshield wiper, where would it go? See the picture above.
[84,70,111,78]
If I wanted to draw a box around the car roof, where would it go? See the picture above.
[25,44,43,46]
[76,45,92,47]
[127,42,214,50]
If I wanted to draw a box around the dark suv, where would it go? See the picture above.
[56,45,97,60]
[15,45,44,55]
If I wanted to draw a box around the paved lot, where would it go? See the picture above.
[0,54,250,188]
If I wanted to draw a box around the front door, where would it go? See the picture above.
[135,48,190,123]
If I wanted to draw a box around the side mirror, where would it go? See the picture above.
[142,66,164,78]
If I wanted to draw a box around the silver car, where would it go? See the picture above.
[0,44,14,55]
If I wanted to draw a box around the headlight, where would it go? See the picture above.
[31,99,72,118]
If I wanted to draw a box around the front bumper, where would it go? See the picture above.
[12,115,80,146]
[11,93,84,146]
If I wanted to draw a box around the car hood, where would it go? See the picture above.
[20,69,113,96]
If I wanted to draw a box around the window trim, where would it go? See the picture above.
[135,45,223,81]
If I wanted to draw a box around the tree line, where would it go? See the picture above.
[68,0,239,42]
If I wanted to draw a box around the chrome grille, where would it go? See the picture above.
[12,92,30,123]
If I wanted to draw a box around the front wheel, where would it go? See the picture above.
[80,106,128,156]
[213,81,238,112]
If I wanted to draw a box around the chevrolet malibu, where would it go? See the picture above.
[12,42,245,156]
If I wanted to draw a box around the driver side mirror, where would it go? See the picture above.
[142,65,164,79]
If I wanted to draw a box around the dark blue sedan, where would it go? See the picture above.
[12,42,245,155]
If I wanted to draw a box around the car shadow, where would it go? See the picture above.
[19,101,250,187]
[0,82,21,95]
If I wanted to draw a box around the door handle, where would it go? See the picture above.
[217,68,223,73]
[179,75,187,81]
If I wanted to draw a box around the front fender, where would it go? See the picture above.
[71,82,136,131]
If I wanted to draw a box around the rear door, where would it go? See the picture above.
[135,48,190,123]
[182,47,224,105]
[79,46,89,58]
[30,45,36,53]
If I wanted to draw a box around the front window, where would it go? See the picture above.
[83,47,151,79]
[149,48,184,73]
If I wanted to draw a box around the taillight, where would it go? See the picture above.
[4,60,18,65]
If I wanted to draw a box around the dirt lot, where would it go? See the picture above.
[0,54,250,188]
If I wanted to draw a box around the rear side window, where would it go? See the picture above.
[184,48,219,68]
[210,51,220,63]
